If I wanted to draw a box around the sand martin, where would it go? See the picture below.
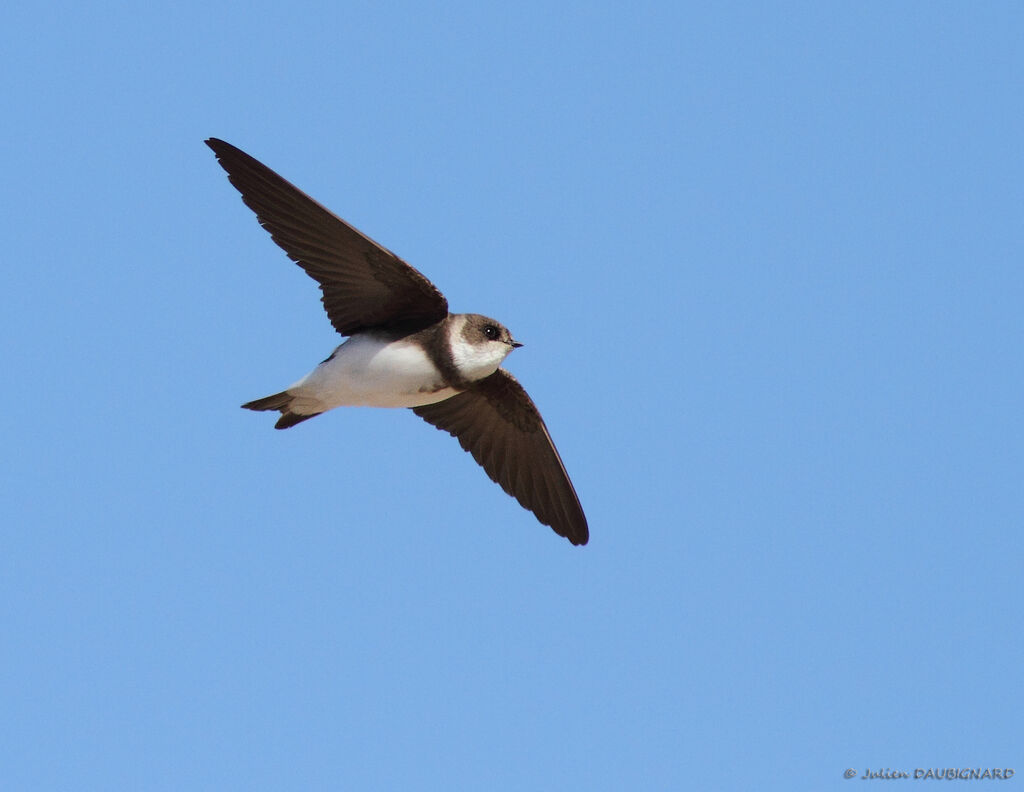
[206,139,588,546]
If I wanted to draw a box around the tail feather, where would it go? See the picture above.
[241,391,293,412]
[242,390,322,430]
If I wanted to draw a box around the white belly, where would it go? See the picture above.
[288,334,458,411]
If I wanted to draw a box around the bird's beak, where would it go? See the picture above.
[510,340,524,349]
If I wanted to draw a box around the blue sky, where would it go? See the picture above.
[2,1,1021,789]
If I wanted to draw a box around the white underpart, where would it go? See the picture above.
[448,315,514,381]
[287,334,458,413]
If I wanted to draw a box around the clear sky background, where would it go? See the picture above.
[2,2,1021,789]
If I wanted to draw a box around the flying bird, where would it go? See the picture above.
[206,139,588,546]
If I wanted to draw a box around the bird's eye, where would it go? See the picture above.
[484,325,500,340]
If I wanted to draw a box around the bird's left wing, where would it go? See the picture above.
[413,369,588,546]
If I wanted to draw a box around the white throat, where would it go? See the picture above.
[447,316,513,381]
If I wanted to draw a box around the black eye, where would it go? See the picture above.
[484,325,500,340]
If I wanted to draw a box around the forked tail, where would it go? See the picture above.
[242,390,322,429]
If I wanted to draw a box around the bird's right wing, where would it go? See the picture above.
[207,138,449,336]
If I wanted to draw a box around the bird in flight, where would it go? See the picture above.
[206,139,588,546]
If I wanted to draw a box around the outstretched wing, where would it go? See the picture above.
[414,370,588,546]
[207,138,448,336]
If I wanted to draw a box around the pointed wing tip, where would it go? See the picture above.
[564,525,589,547]
[551,514,588,546]
[204,138,234,165]
[205,138,240,162]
